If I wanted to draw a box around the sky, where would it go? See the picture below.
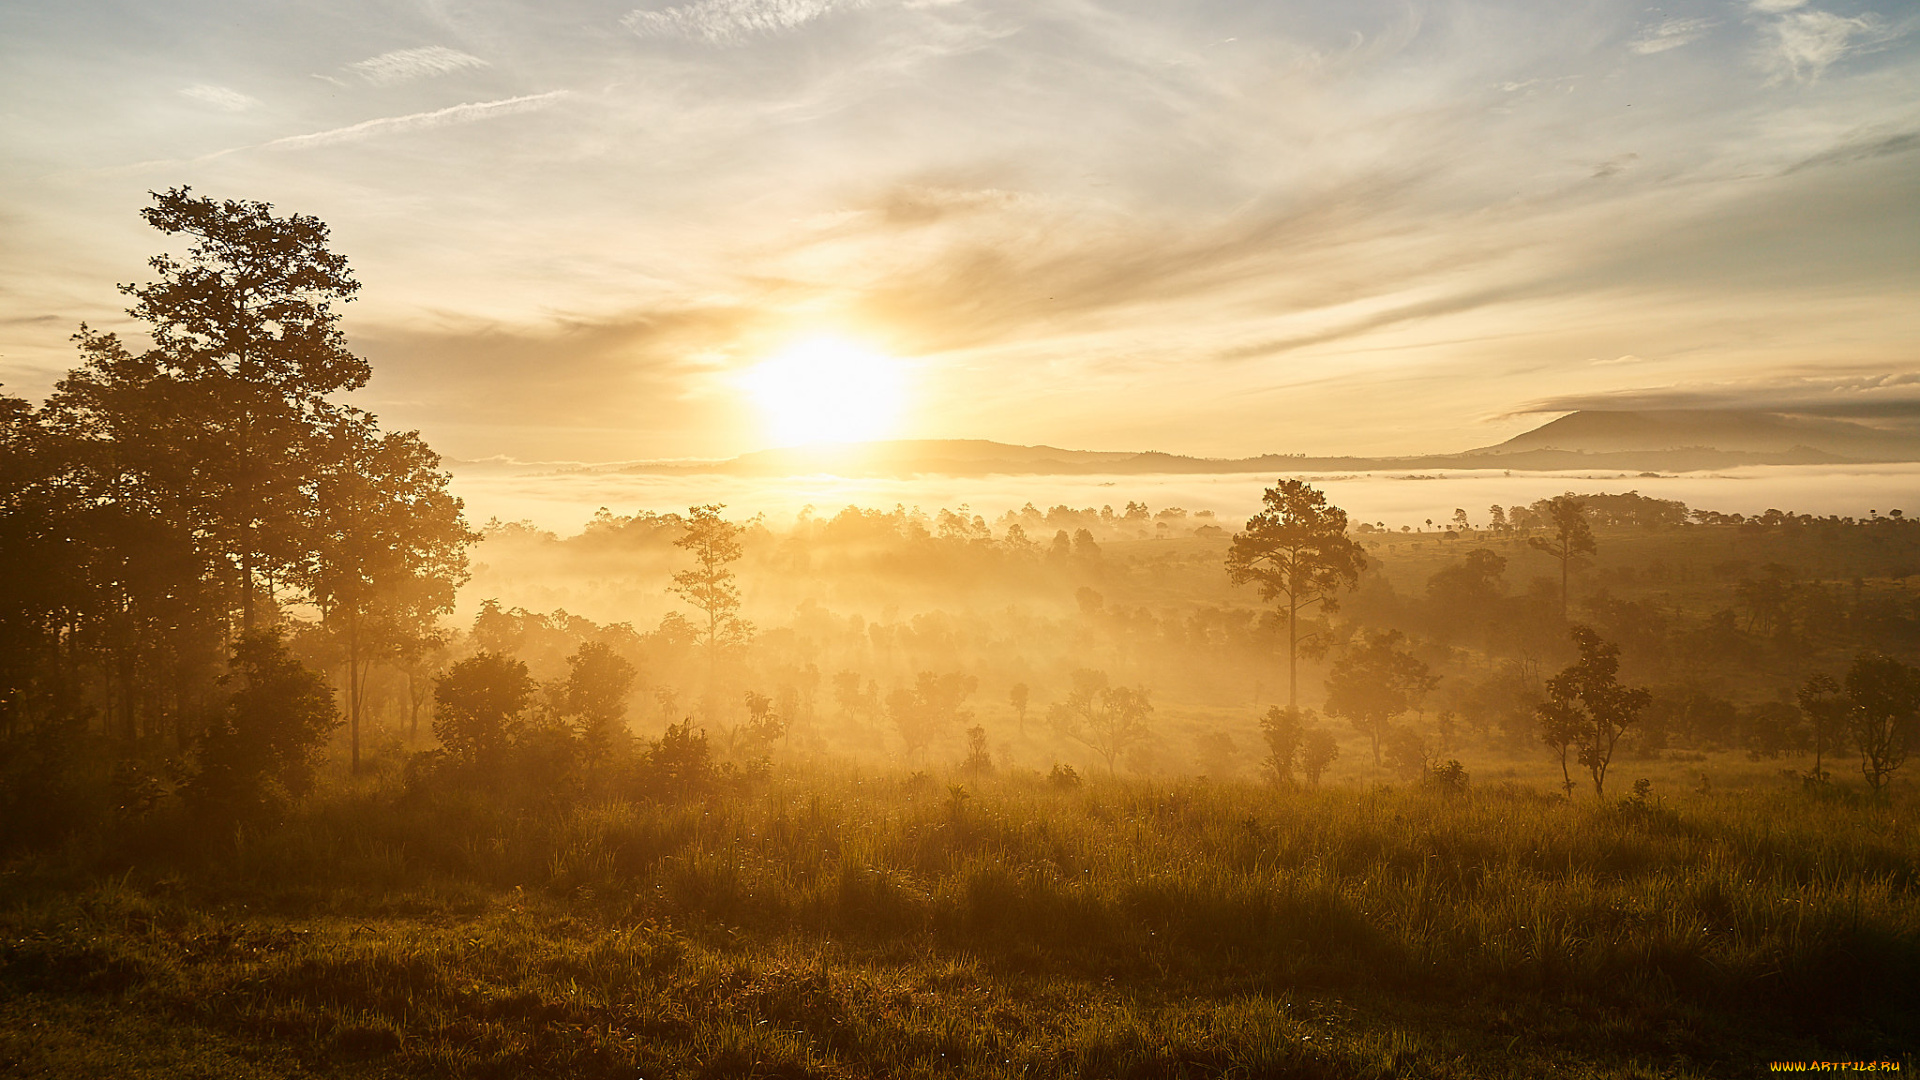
[1,0,1917,464]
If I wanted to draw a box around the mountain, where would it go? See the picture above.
[581,411,1920,478]
[1470,410,1920,460]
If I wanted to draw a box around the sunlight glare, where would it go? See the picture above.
[743,338,908,447]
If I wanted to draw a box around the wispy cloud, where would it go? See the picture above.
[1759,9,1883,83]
[260,92,569,151]
[1630,18,1713,55]
[179,83,259,112]
[623,0,863,46]
[348,45,489,86]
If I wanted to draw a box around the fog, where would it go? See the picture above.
[452,462,1920,538]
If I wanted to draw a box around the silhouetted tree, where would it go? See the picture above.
[1259,705,1307,783]
[1227,479,1367,707]
[1047,668,1152,774]
[1843,651,1919,793]
[306,408,471,772]
[1324,629,1437,765]
[672,504,750,715]
[53,188,370,630]
[1538,625,1649,798]
[1796,672,1849,783]
[1008,682,1030,734]
[181,630,338,824]
[1299,728,1339,785]
[566,641,638,767]
[434,652,534,774]
[1528,495,1596,622]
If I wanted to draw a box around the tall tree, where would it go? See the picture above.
[1796,672,1850,783]
[1527,495,1596,622]
[1226,479,1367,707]
[304,409,472,772]
[671,504,750,716]
[52,189,369,630]
[1536,625,1649,798]
[1323,629,1438,765]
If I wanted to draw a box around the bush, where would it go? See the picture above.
[179,630,338,827]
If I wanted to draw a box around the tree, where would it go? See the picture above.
[181,630,338,824]
[1299,728,1339,785]
[1259,705,1307,783]
[305,409,472,772]
[1843,652,1919,794]
[1527,495,1596,622]
[1009,682,1030,734]
[1795,672,1850,783]
[51,188,369,630]
[888,671,977,763]
[434,652,534,773]
[566,641,638,766]
[1226,479,1367,707]
[1047,668,1153,774]
[1426,548,1507,647]
[671,505,750,714]
[1323,629,1438,765]
[1537,625,1649,798]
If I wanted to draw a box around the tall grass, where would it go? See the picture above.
[3,770,1915,1077]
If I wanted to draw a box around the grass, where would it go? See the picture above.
[3,768,1916,1078]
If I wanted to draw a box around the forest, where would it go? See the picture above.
[2,193,1917,1078]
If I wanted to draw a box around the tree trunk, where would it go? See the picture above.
[348,610,361,774]
[1287,591,1299,709]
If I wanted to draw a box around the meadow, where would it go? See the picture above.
[5,764,1916,1078]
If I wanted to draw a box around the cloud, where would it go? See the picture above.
[1748,0,1806,12]
[1786,129,1920,173]
[1759,9,1882,83]
[1630,18,1713,55]
[348,45,489,86]
[1520,373,1920,420]
[179,84,259,112]
[262,92,569,151]
[623,0,863,45]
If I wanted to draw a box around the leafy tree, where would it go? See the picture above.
[1047,668,1153,774]
[1226,479,1367,707]
[643,720,715,800]
[181,630,338,824]
[1324,629,1438,765]
[1795,672,1850,783]
[434,652,534,773]
[1527,495,1596,622]
[52,188,369,629]
[1259,705,1307,783]
[888,671,977,763]
[1843,651,1919,793]
[306,408,472,772]
[566,641,638,766]
[1537,626,1650,798]
[1299,728,1339,785]
[1009,681,1030,734]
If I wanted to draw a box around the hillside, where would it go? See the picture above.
[499,410,1920,478]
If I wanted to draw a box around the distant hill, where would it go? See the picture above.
[1471,410,1920,460]
[575,410,1920,478]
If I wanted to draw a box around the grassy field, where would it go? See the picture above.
[4,766,1916,1079]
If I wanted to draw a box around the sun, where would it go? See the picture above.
[741,337,908,447]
